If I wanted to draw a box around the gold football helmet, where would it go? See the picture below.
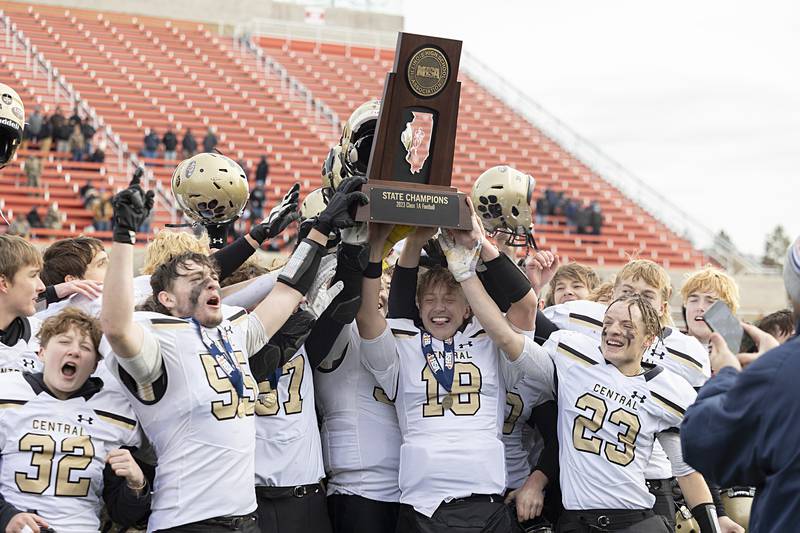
[321,145,346,191]
[0,82,25,168]
[470,165,536,248]
[721,487,754,531]
[339,99,380,178]
[675,505,699,532]
[300,187,328,221]
[171,153,249,225]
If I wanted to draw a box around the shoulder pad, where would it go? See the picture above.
[548,329,604,366]
[647,366,697,419]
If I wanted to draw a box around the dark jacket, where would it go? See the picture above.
[202,133,218,153]
[256,157,269,183]
[682,325,800,533]
[144,132,159,151]
[182,131,197,153]
[163,131,178,151]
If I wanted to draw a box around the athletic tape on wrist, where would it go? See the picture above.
[278,238,325,295]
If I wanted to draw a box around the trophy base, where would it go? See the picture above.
[356,180,470,229]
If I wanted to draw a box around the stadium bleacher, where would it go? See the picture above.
[0,1,707,268]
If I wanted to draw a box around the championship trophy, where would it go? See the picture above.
[356,32,470,229]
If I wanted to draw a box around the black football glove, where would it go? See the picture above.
[111,168,155,244]
[249,183,300,245]
[313,176,368,236]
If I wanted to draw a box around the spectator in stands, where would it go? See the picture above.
[89,140,105,164]
[50,107,70,153]
[182,128,197,157]
[163,128,178,160]
[79,179,94,200]
[249,184,266,223]
[24,154,42,189]
[68,123,85,161]
[38,115,53,153]
[26,207,43,229]
[6,213,30,238]
[81,119,96,154]
[255,155,269,185]
[755,309,796,344]
[22,105,44,150]
[202,126,218,153]
[92,190,113,232]
[535,194,550,225]
[142,127,160,159]
[574,199,591,234]
[43,204,63,230]
[562,196,577,229]
[68,105,82,128]
[590,200,603,235]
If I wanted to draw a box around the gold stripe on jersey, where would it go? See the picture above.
[557,342,598,367]
[149,317,191,330]
[0,399,27,409]
[665,347,703,371]
[391,328,418,339]
[94,409,138,431]
[569,313,603,330]
[651,391,686,419]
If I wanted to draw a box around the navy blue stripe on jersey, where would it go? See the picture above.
[558,342,598,366]
[94,409,138,430]
[569,313,603,328]
[666,347,703,370]
[642,364,664,382]
[0,398,27,408]
[651,391,686,417]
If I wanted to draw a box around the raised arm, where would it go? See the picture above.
[478,237,537,332]
[387,226,436,320]
[101,171,154,358]
[356,222,394,340]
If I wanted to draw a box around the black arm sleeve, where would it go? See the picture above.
[527,400,560,484]
[387,265,420,321]
[101,457,152,527]
[479,253,533,309]
[477,269,511,312]
[708,482,727,517]
[249,310,316,382]
[534,312,560,345]
[0,492,21,531]
[305,243,368,369]
[212,236,256,281]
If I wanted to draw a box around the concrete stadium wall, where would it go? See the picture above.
[7,0,403,32]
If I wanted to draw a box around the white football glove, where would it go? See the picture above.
[301,254,344,319]
[437,229,482,282]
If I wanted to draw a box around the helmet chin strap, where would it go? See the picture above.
[205,223,229,250]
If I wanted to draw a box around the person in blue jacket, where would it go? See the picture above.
[681,236,800,533]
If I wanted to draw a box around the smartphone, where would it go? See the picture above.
[702,300,749,353]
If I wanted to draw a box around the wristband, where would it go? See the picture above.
[112,226,137,245]
[691,503,720,533]
[127,477,147,491]
[363,261,383,279]
[278,238,326,295]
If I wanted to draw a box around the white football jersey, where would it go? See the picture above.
[362,317,534,517]
[543,300,710,480]
[254,347,324,487]
[103,305,262,530]
[132,275,153,306]
[502,377,548,489]
[542,330,696,510]
[36,293,102,320]
[0,372,140,533]
[314,325,401,502]
[0,316,41,374]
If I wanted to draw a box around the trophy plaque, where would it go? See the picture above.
[357,32,470,229]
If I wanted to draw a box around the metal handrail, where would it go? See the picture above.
[238,18,397,50]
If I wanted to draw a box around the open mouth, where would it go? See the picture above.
[206,295,220,308]
[430,316,451,326]
[62,362,77,378]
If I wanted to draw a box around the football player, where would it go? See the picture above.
[356,204,541,532]
[100,174,365,531]
[524,256,599,308]
[0,82,25,169]
[0,308,148,532]
[524,295,719,532]
[36,236,107,319]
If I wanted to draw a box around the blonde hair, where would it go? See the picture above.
[545,263,600,306]
[680,266,740,314]
[588,280,615,304]
[141,230,210,275]
[0,234,42,281]
[614,259,673,324]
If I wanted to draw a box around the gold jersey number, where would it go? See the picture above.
[572,392,641,467]
[256,356,305,417]
[15,433,94,497]
[422,362,482,417]
[200,351,259,421]
[503,392,524,435]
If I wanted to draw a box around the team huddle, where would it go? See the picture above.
[0,85,781,533]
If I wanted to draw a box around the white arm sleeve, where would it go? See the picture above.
[245,313,270,355]
[116,327,164,386]
[360,324,400,400]
[657,430,695,478]
[222,271,280,309]
[501,335,556,393]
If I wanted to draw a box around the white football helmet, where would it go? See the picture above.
[299,187,328,222]
[0,83,25,168]
[338,99,380,179]
[470,165,536,248]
